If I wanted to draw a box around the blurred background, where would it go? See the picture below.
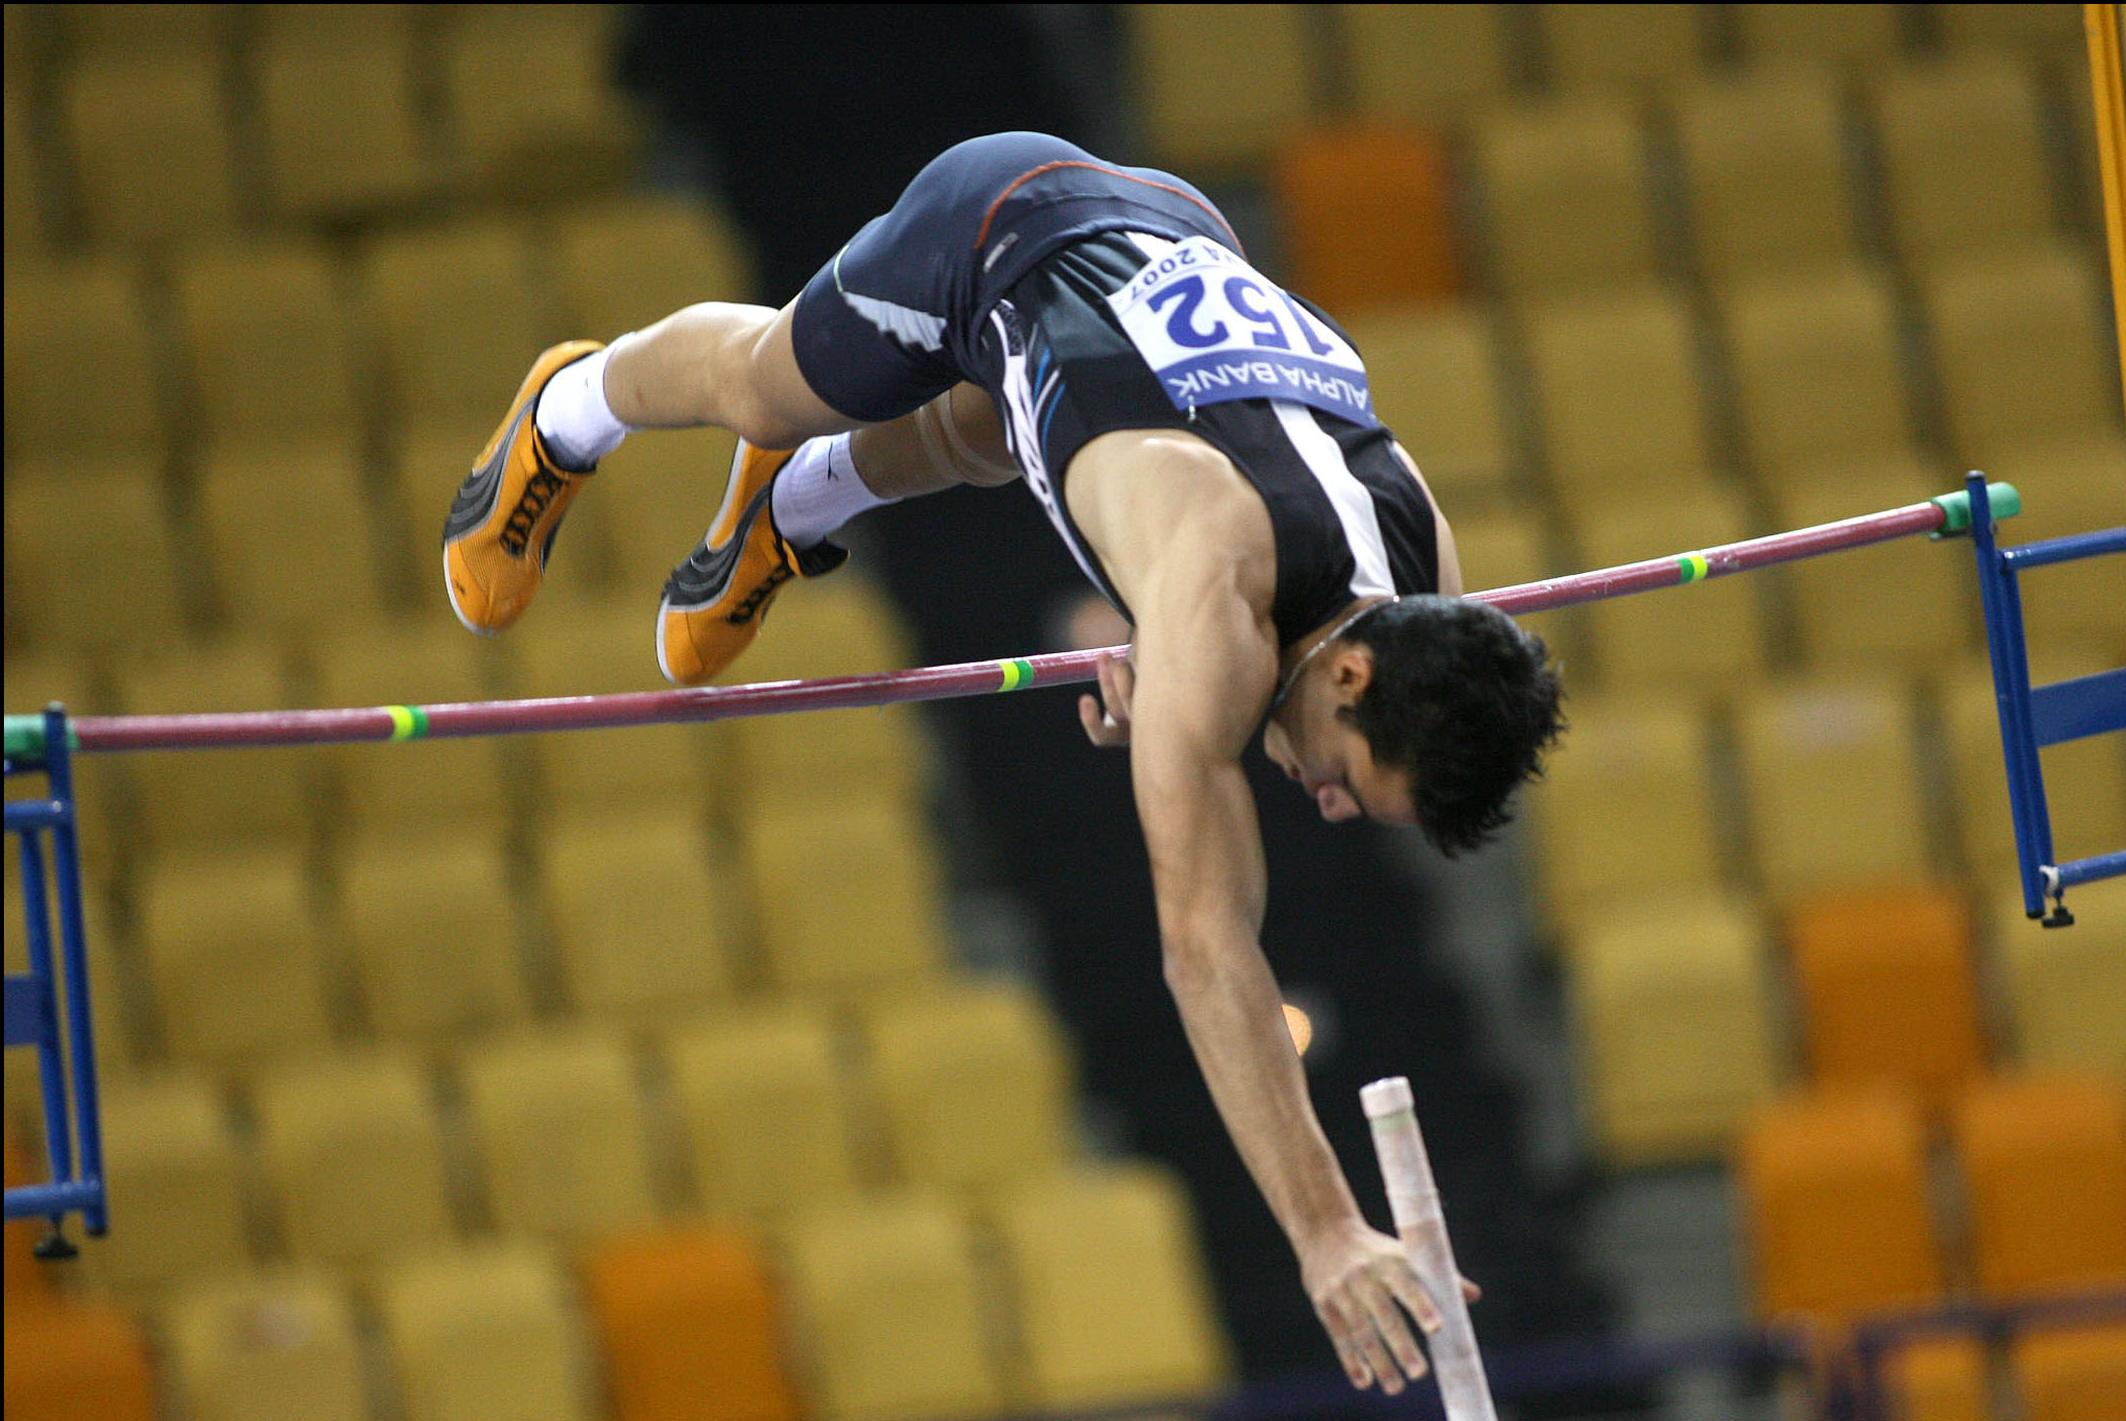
[4,4,2124,1420]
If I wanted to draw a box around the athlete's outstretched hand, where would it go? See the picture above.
[1077,650,1135,747]
[1299,1220,1481,1395]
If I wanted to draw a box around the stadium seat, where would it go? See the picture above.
[2011,1325,2126,1421]
[60,47,239,248]
[728,704,926,815]
[1536,3,1709,90]
[362,217,550,437]
[1985,439,2126,647]
[4,88,45,258]
[1721,264,1916,474]
[1568,891,1781,1164]
[1735,680,1931,901]
[987,1164,1229,1410]
[1993,881,2126,1079]
[1785,885,1987,1106]
[195,440,391,631]
[541,807,737,1023]
[1574,489,1771,688]
[661,1004,863,1220]
[338,835,531,1044]
[1953,1074,2126,1296]
[256,29,438,223]
[251,1049,457,1270]
[83,1072,249,1296]
[1886,1339,1990,1421]
[1531,692,1725,930]
[61,3,228,54]
[1337,4,1515,123]
[1472,98,1659,299]
[1920,248,2118,466]
[781,1193,1005,1421]
[136,852,334,1073]
[744,797,947,998]
[1732,4,1905,67]
[1939,4,2088,54]
[583,1225,801,1421]
[375,1242,596,1421]
[723,574,915,683]
[576,421,742,592]
[556,195,757,336]
[860,981,1075,1194]
[1273,124,1461,317]
[252,2,411,41]
[457,1029,659,1242]
[4,1125,55,1311]
[158,1269,369,1421]
[3,458,187,656]
[1,1302,156,1421]
[3,258,163,465]
[1447,508,1560,592]
[441,7,640,203]
[1341,303,1517,507]
[1735,1090,1945,1320]
[1871,58,2056,265]
[172,241,361,448]
[1129,5,1314,174]
[1522,284,1716,500]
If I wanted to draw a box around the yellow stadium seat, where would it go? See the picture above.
[375,1242,596,1421]
[542,807,736,1023]
[59,48,239,248]
[338,836,530,1044]
[442,7,640,203]
[252,2,411,41]
[860,981,1074,1194]
[3,258,163,465]
[362,217,549,437]
[83,1072,249,1297]
[1986,439,2126,647]
[1733,4,1905,67]
[724,574,914,682]
[136,851,334,1073]
[3,459,187,656]
[1472,98,1659,299]
[556,195,756,336]
[1337,4,1515,124]
[4,88,46,259]
[251,1049,456,1270]
[61,3,228,54]
[744,798,947,998]
[1574,489,1771,688]
[1129,5,1314,174]
[1735,1090,1945,1321]
[661,1004,863,1220]
[1536,3,1709,90]
[2011,1325,2126,1421]
[1871,58,2056,265]
[1953,1073,2126,1296]
[158,1269,368,1421]
[1886,1338,1990,1421]
[1939,4,2087,54]
[584,1225,801,1421]
[728,704,926,815]
[1735,679,1931,901]
[1721,264,1915,473]
[172,241,360,447]
[1531,693,1725,929]
[195,440,391,632]
[457,1029,659,1243]
[1273,124,1463,318]
[1449,508,1561,592]
[1,1302,157,1421]
[1343,303,1517,507]
[581,424,739,591]
[1921,248,2119,466]
[1567,891,1782,1163]
[781,1194,1005,1421]
[986,1164,1230,1410]
[256,30,438,223]
[1522,285,1716,500]
[1994,880,2126,1079]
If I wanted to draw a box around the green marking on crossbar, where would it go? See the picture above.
[1676,553,1710,584]
[1932,482,2022,536]
[997,659,1035,692]
[385,705,430,742]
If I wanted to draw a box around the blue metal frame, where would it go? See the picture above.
[3,704,107,1247]
[1964,472,2126,926]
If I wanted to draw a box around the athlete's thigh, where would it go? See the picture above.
[748,298,874,442]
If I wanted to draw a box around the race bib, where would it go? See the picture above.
[1106,235,1376,427]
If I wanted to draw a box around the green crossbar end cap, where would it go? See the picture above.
[4,713,49,763]
[1931,481,2022,538]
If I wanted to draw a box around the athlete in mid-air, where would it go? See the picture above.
[443,132,1561,1395]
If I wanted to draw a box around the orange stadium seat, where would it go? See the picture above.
[337,835,532,1044]
[1871,57,2057,265]
[375,1242,596,1421]
[1,1301,157,1421]
[82,1072,250,1298]
[1721,264,1916,475]
[1736,1090,1945,1321]
[744,797,947,998]
[1274,123,1461,317]
[172,241,361,449]
[1785,885,1987,1105]
[1993,881,2126,1080]
[988,1164,1230,1410]
[1567,891,1781,1163]
[4,1125,55,1312]
[3,459,187,656]
[1886,1339,1991,1421]
[1343,303,1518,507]
[1953,1074,2126,1296]
[59,47,239,248]
[252,1049,457,1270]
[1536,3,1709,90]
[1129,4,1314,174]
[1337,3,1516,123]
[556,195,757,335]
[1472,98,1659,299]
[3,258,164,466]
[1732,4,1905,67]
[195,440,391,632]
[457,1029,660,1243]
[255,28,438,223]
[158,1269,369,1421]
[584,1225,801,1421]
[1675,69,1860,284]
[442,6,640,203]
[1574,489,1771,688]
[2012,1325,2126,1421]
[660,1004,863,1221]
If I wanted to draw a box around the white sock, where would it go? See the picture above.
[534,345,631,471]
[770,434,897,547]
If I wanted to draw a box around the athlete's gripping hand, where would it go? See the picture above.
[1077,650,1135,748]
[1299,1220,1481,1395]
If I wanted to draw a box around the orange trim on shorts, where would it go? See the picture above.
[974,160,1241,252]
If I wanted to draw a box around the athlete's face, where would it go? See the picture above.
[1263,646,1417,827]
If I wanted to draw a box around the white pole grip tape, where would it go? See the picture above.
[1361,1076,1498,1421]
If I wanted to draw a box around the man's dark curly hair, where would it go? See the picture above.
[1337,595,1565,858]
